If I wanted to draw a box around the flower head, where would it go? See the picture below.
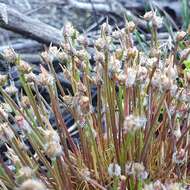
[123,115,146,133]
[4,84,18,95]
[143,180,166,190]
[19,179,47,190]
[0,123,14,142]
[144,11,163,28]
[45,141,63,158]
[108,163,121,177]
[2,48,17,63]
[39,65,54,86]
[172,148,186,164]
[125,67,137,87]
[18,60,32,74]
[15,115,32,134]
[125,162,148,180]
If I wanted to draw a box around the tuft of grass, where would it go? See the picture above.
[0,10,189,190]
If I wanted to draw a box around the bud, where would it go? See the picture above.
[79,96,90,114]
[62,95,73,106]
[127,21,136,32]
[112,30,121,39]
[95,38,107,51]
[57,51,68,62]
[76,49,90,61]
[94,51,105,64]
[152,15,163,28]
[21,96,30,108]
[25,72,37,83]
[161,74,172,90]
[49,46,59,57]
[116,73,126,85]
[115,48,123,60]
[18,60,32,74]
[39,65,54,86]
[125,47,138,59]
[77,81,87,94]
[62,22,78,39]
[136,66,148,82]
[143,11,153,20]
[41,51,51,63]
[77,35,89,47]
[101,22,112,35]
[2,48,17,63]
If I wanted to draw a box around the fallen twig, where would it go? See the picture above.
[0,3,63,46]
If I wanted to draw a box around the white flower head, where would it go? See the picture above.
[125,162,148,180]
[124,115,146,133]
[3,47,17,63]
[172,149,186,164]
[4,84,18,95]
[125,67,137,87]
[152,15,163,28]
[144,10,163,28]
[63,22,78,38]
[0,123,14,142]
[108,163,121,177]
[19,179,47,190]
[45,141,63,158]
[143,180,166,190]
[136,66,148,82]
[18,166,34,178]
[112,30,121,39]
[15,115,32,134]
[101,22,112,35]
[166,183,185,190]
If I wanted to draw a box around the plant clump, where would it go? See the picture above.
[0,10,190,190]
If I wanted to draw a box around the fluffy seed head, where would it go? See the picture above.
[15,115,32,134]
[5,84,18,95]
[18,60,32,74]
[123,115,147,133]
[108,163,121,177]
[19,179,47,190]
[0,122,14,141]
[3,48,17,63]
[45,141,63,158]
[127,21,136,32]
